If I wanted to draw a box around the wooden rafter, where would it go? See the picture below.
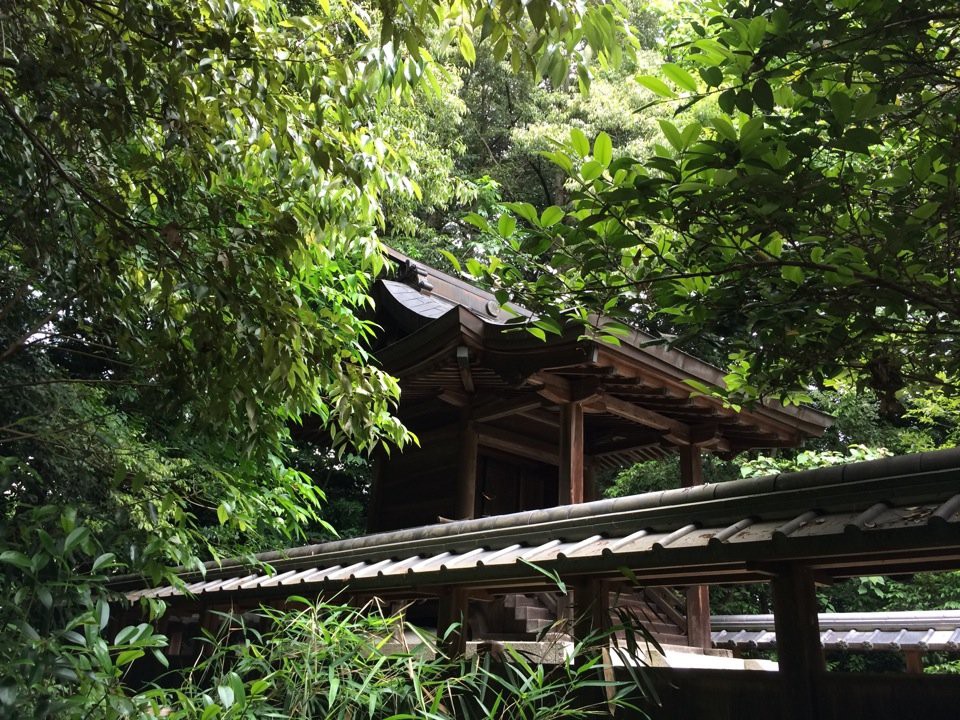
[472,396,543,423]
[591,393,691,445]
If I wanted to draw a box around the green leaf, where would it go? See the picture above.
[0,551,31,570]
[227,672,245,708]
[116,649,144,667]
[580,160,604,182]
[711,116,738,142]
[837,127,882,154]
[217,681,235,709]
[37,587,52,608]
[497,214,517,238]
[830,91,852,124]
[912,201,940,220]
[781,265,804,284]
[662,63,698,92]
[593,131,613,167]
[458,33,476,64]
[658,119,685,151]
[463,212,490,232]
[518,558,567,594]
[734,89,754,114]
[540,206,565,227]
[504,202,539,225]
[539,150,573,172]
[680,122,702,148]
[63,526,89,554]
[753,78,774,112]
[635,75,676,98]
[216,504,229,525]
[92,552,116,573]
[569,128,590,157]
[527,0,547,29]
[718,88,736,114]
[699,66,723,87]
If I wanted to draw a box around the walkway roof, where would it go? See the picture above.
[712,610,960,652]
[118,448,960,604]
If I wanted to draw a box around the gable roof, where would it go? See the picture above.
[375,248,832,463]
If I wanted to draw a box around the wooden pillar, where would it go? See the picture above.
[437,586,468,659]
[456,419,478,520]
[904,650,924,675]
[771,564,824,720]
[583,458,598,503]
[572,577,610,648]
[679,445,711,649]
[559,402,584,505]
[572,577,615,711]
[679,444,703,489]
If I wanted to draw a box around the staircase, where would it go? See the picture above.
[610,587,688,647]
[497,587,688,647]
[502,593,557,636]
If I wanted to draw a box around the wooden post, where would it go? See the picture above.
[583,458,598,503]
[437,586,468,659]
[771,564,824,720]
[679,445,711,649]
[572,577,610,648]
[456,419,478,520]
[679,444,703,488]
[559,402,584,505]
[572,577,615,711]
[904,650,924,675]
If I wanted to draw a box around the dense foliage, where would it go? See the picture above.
[473,0,960,409]
[0,0,634,716]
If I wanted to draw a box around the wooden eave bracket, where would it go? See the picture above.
[527,371,602,405]
[456,345,475,394]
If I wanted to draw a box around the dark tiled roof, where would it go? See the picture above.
[121,448,960,601]
[712,611,960,652]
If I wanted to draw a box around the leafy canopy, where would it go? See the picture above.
[473,0,960,407]
[0,0,633,715]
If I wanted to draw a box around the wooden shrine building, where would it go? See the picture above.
[367,248,832,531]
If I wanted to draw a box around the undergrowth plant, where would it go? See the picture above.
[138,599,652,719]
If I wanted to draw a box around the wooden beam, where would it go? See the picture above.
[456,419,478,520]
[528,371,571,404]
[587,428,664,456]
[437,388,469,407]
[476,425,558,466]
[517,408,559,429]
[689,421,731,451]
[472,396,543,423]
[559,402,585,505]
[771,565,824,720]
[594,393,691,445]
